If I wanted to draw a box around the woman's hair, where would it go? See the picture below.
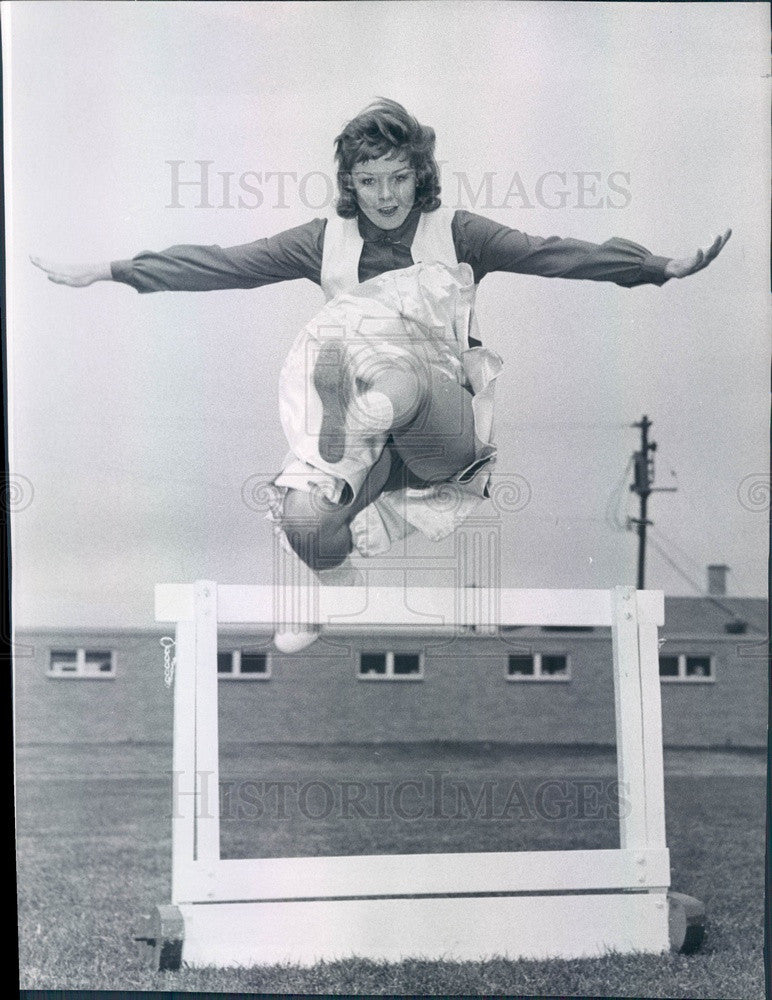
[333,99,441,218]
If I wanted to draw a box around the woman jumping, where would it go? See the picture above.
[32,99,730,650]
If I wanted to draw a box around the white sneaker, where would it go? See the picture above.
[273,625,320,654]
[272,558,363,652]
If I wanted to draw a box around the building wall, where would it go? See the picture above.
[13,630,173,745]
[218,631,619,745]
[14,622,767,748]
[657,635,767,748]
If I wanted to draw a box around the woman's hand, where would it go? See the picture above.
[664,229,731,280]
[30,255,112,287]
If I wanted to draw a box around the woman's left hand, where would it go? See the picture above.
[664,229,731,279]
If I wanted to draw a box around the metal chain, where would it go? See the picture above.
[160,636,176,688]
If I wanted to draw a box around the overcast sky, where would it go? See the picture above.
[4,1,769,627]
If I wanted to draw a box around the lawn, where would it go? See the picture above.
[15,742,767,996]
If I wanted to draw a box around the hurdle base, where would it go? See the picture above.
[136,892,705,970]
[133,904,185,971]
[138,892,673,969]
[668,891,706,954]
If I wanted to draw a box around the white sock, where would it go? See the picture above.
[273,535,320,652]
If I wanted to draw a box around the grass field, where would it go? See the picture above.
[15,741,768,996]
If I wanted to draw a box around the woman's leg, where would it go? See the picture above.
[280,446,393,571]
[368,367,478,484]
[282,362,476,572]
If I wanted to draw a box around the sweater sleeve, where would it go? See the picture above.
[452,209,672,288]
[110,217,327,293]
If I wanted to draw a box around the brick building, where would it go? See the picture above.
[13,596,767,749]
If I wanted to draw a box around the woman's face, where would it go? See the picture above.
[350,151,417,230]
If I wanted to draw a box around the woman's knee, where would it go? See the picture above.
[279,489,352,571]
[367,366,429,429]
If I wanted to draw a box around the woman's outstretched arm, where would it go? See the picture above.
[453,210,731,287]
[31,218,327,292]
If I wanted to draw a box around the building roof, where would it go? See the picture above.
[662,596,767,636]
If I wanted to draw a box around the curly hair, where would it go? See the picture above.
[333,99,442,218]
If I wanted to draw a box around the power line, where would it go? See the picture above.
[647,534,711,594]
[649,523,757,601]
[605,456,634,532]
[646,534,765,633]
[509,421,631,430]
[682,492,764,597]
[648,524,706,578]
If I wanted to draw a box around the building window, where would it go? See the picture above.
[358,651,423,681]
[659,653,714,683]
[659,655,679,678]
[48,648,115,679]
[507,653,570,681]
[217,649,271,680]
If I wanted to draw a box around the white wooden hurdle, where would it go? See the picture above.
[135,582,704,969]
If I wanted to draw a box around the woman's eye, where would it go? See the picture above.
[396,174,410,183]
[357,178,373,186]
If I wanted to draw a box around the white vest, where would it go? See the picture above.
[320,204,458,301]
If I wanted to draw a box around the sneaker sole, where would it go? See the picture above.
[313,340,349,464]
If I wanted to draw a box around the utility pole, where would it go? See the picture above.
[629,415,677,589]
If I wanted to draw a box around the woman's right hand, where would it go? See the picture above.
[29,255,112,286]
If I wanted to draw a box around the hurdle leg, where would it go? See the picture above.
[668,892,706,953]
[634,590,706,953]
[133,904,184,971]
